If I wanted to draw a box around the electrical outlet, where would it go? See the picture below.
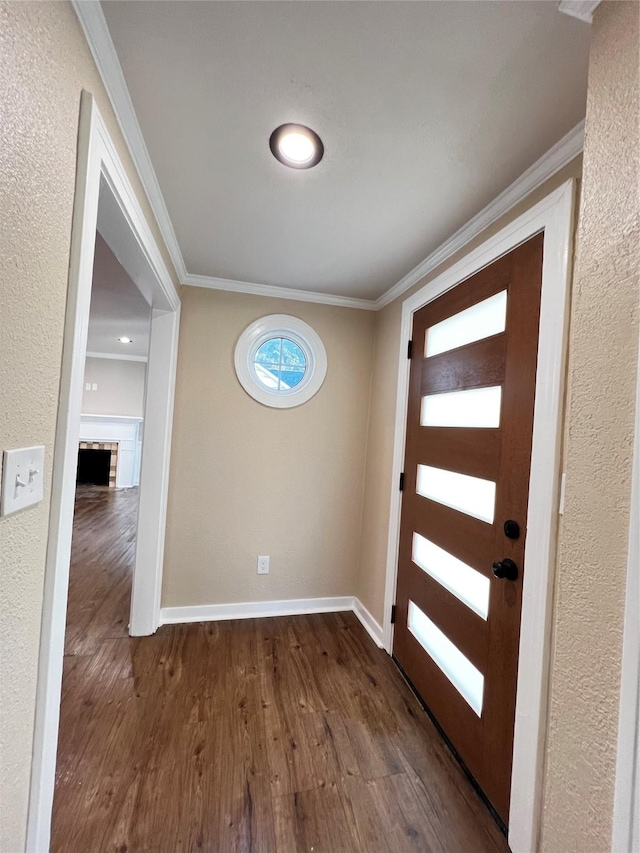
[257,555,270,575]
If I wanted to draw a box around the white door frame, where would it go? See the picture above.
[611,330,640,853]
[26,92,180,853]
[382,179,576,853]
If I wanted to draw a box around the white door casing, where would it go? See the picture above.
[26,92,180,853]
[383,180,576,852]
[611,328,640,853]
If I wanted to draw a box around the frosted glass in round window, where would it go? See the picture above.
[254,338,307,391]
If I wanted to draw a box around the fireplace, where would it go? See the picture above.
[77,442,118,487]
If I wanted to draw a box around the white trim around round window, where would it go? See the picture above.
[234,314,328,408]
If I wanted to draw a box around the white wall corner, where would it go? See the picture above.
[558,1,601,24]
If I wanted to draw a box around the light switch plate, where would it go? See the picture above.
[1,445,45,516]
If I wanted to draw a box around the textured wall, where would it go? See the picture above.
[0,3,176,849]
[356,157,584,625]
[163,288,375,608]
[539,3,640,850]
[82,358,147,418]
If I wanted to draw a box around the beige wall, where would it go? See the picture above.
[357,4,638,849]
[0,3,177,849]
[356,157,584,625]
[540,3,639,850]
[162,288,375,608]
[1,2,636,851]
[82,358,147,418]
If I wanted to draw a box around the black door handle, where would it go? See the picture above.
[492,558,518,581]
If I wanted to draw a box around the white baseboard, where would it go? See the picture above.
[160,596,354,625]
[159,595,385,648]
[353,597,385,648]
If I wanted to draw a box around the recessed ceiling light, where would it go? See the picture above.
[117,336,132,344]
[269,124,324,170]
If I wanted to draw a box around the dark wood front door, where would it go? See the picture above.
[393,234,544,825]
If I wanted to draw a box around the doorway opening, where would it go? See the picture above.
[383,181,576,852]
[61,223,151,664]
[27,94,181,853]
[393,234,544,827]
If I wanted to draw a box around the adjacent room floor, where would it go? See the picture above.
[52,488,509,852]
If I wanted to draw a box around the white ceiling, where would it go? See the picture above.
[87,232,151,358]
[101,1,591,301]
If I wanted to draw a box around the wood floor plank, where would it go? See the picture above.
[273,784,358,853]
[52,486,510,852]
[338,775,395,853]
[323,710,361,781]
[376,774,447,853]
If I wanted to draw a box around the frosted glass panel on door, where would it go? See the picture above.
[412,532,490,619]
[408,601,484,716]
[421,386,502,428]
[425,290,507,357]
[416,464,496,523]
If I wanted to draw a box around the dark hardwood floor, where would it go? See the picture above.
[52,487,510,852]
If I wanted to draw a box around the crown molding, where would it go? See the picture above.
[558,1,601,24]
[72,0,376,312]
[182,273,378,311]
[73,0,584,314]
[375,120,584,310]
[71,0,187,280]
[86,351,149,363]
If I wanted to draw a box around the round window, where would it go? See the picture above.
[234,315,327,408]
[254,337,307,391]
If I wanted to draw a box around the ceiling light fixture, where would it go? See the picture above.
[117,336,133,343]
[269,124,324,170]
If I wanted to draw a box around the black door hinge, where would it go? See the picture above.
[407,339,413,359]
[390,605,397,624]
[399,472,405,492]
